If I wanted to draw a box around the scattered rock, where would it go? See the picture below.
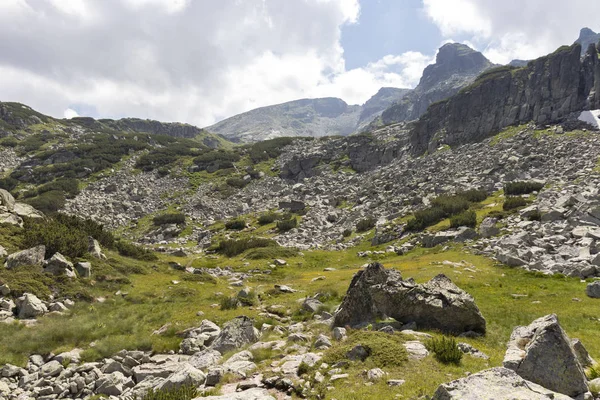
[210,316,260,354]
[4,245,46,270]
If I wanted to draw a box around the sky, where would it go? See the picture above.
[1,0,600,128]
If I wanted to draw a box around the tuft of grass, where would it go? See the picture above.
[322,331,408,368]
[503,196,528,211]
[142,384,198,400]
[425,336,463,365]
[225,219,246,231]
[220,296,239,310]
[586,363,600,380]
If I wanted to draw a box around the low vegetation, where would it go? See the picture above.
[212,237,278,257]
[504,181,544,195]
[425,336,463,365]
[153,213,186,226]
[356,217,376,233]
[503,196,528,211]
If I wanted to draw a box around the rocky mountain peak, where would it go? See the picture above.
[575,27,600,56]
[419,43,494,91]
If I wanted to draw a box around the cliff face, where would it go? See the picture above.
[101,118,204,138]
[410,43,600,154]
[379,43,494,126]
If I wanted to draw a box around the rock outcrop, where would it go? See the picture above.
[432,367,572,400]
[332,263,486,334]
[4,245,46,270]
[411,43,600,154]
[503,314,589,397]
[380,43,494,126]
[575,27,600,56]
[210,316,260,354]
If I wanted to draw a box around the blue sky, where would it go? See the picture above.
[341,0,441,70]
[1,0,600,126]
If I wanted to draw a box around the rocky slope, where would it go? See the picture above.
[576,27,600,56]
[410,42,600,154]
[377,43,495,127]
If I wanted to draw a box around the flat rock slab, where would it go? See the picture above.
[432,367,572,400]
[195,388,275,400]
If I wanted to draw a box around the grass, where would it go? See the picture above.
[0,227,599,398]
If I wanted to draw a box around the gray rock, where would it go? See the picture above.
[0,189,15,212]
[366,368,386,381]
[199,388,275,400]
[432,367,572,400]
[205,367,224,386]
[0,245,7,259]
[572,338,596,368]
[13,203,44,219]
[586,281,600,298]
[333,263,486,334]
[75,262,92,278]
[155,364,206,391]
[188,349,222,370]
[16,293,47,319]
[301,297,323,313]
[40,360,63,377]
[332,327,347,341]
[4,245,46,270]
[88,237,106,259]
[478,217,499,238]
[314,334,332,350]
[95,371,132,396]
[346,345,369,361]
[43,252,76,278]
[222,350,256,377]
[503,314,588,397]
[210,316,260,354]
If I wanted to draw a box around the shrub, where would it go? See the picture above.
[456,189,488,203]
[24,217,89,259]
[53,213,115,249]
[248,137,295,163]
[0,177,18,192]
[322,331,408,367]
[114,240,158,261]
[503,196,528,211]
[405,207,446,232]
[214,238,278,257]
[226,177,249,189]
[356,217,376,233]
[0,136,19,147]
[142,385,198,400]
[297,361,311,376]
[225,219,246,230]
[37,178,80,198]
[431,195,470,216]
[257,213,280,225]
[342,229,352,238]
[450,210,477,228]
[277,217,298,232]
[24,190,65,214]
[425,336,463,365]
[220,296,239,310]
[504,181,544,195]
[237,289,258,307]
[153,213,186,226]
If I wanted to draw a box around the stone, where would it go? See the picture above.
[366,368,386,381]
[88,237,106,259]
[199,388,275,400]
[478,217,499,238]
[4,245,46,270]
[403,341,429,360]
[40,360,63,377]
[95,371,132,396]
[16,293,47,319]
[222,350,256,377]
[301,297,323,313]
[346,345,370,361]
[333,263,486,334]
[0,212,22,227]
[132,362,183,382]
[155,364,206,391]
[0,245,6,259]
[496,251,526,267]
[332,327,347,341]
[572,338,596,368]
[0,189,15,212]
[43,252,76,277]
[314,334,332,350]
[503,314,588,397]
[75,262,92,278]
[188,349,223,370]
[586,281,600,298]
[275,284,296,293]
[205,367,224,386]
[210,316,260,354]
[432,367,572,400]
[13,202,43,219]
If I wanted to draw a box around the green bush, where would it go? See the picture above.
[356,217,376,233]
[24,217,89,259]
[0,136,19,147]
[257,212,280,225]
[153,213,186,226]
[503,196,528,211]
[248,137,295,163]
[0,177,18,192]
[450,210,477,228]
[193,150,240,172]
[342,229,352,238]
[297,361,311,376]
[220,296,239,310]
[504,181,544,195]
[425,336,463,365]
[114,240,158,261]
[586,363,600,380]
[142,385,198,400]
[214,238,278,257]
[237,289,258,307]
[431,195,470,216]
[277,217,298,232]
[456,189,488,203]
[225,219,246,230]
[322,331,408,367]
[37,178,80,198]
[405,207,446,232]
[24,190,65,214]
[54,213,114,249]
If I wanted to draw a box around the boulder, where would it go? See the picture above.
[333,263,486,334]
[16,293,47,319]
[188,349,223,370]
[0,189,15,212]
[432,367,572,400]
[155,364,206,391]
[586,281,600,298]
[88,237,106,259]
[4,245,46,270]
[95,371,133,396]
[43,252,76,277]
[75,261,92,278]
[199,388,275,400]
[13,203,44,219]
[301,297,323,313]
[0,212,22,227]
[503,314,589,397]
[222,350,256,377]
[478,217,499,238]
[210,316,260,354]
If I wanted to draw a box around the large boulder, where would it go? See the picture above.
[43,252,76,277]
[16,293,48,319]
[586,281,600,298]
[332,263,486,334]
[432,367,572,400]
[13,203,44,219]
[155,364,206,391]
[503,314,589,397]
[210,316,260,354]
[4,245,46,270]
[198,388,276,400]
[0,189,15,212]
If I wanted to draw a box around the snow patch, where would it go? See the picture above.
[578,110,600,129]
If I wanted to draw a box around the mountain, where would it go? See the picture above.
[575,27,600,56]
[377,43,495,126]
[206,88,411,143]
[410,42,600,154]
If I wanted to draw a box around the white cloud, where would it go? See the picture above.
[0,0,431,126]
[423,0,600,64]
[64,108,79,119]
